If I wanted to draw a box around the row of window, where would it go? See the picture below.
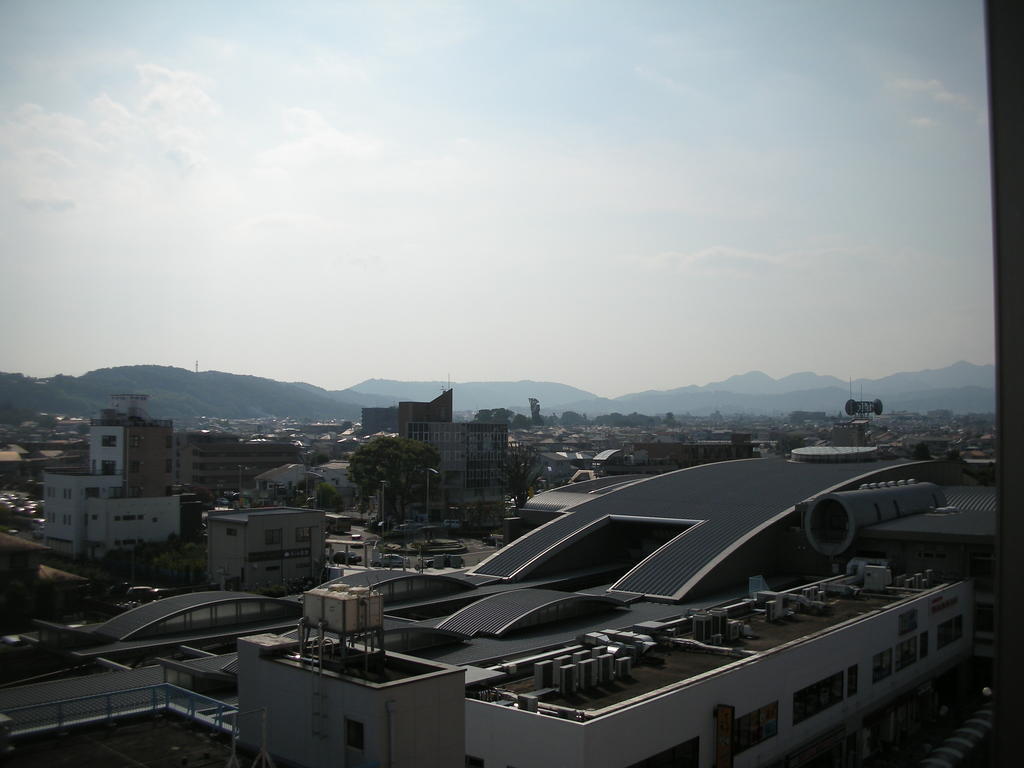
[874,631,931,683]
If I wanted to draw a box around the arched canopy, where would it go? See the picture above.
[435,589,626,637]
[93,591,301,642]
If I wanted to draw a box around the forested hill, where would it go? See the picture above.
[0,366,365,420]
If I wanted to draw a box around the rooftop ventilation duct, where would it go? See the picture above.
[803,482,946,556]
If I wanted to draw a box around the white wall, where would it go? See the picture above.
[89,426,124,474]
[238,639,465,768]
[84,495,181,555]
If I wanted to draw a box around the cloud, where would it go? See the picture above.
[888,78,968,107]
[18,197,75,212]
[910,116,937,128]
[645,245,782,277]
[258,107,380,169]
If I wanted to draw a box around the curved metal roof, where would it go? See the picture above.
[93,591,298,641]
[435,588,625,637]
[521,476,647,514]
[471,458,914,601]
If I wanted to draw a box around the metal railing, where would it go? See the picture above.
[2,684,237,738]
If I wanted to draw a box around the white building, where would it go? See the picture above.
[43,394,178,558]
[207,506,326,590]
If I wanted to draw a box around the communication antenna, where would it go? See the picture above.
[195,360,199,374]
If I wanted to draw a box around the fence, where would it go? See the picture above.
[2,683,237,739]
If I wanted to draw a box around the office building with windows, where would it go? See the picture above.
[399,389,508,513]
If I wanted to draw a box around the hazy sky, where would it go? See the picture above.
[0,1,993,398]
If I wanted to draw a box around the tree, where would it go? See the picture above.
[511,414,531,429]
[506,442,541,510]
[348,437,440,525]
[475,408,514,424]
[316,481,342,511]
[664,412,678,428]
[912,442,932,460]
[559,411,587,427]
[529,398,544,426]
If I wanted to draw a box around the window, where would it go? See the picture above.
[102,435,117,447]
[165,459,173,473]
[129,460,141,473]
[937,615,964,649]
[296,526,311,542]
[896,637,917,671]
[792,672,843,724]
[734,701,778,754]
[165,435,172,448]
[975,604,994,632]
[129,435,141,448]
[101,460,116,475]
[847,664,858,696]
[466,759,484,768]
[265,528,282,545]
[345,718,364,750]
[920,631,929,658]
[872,648,893,682]
[226,528,237,537]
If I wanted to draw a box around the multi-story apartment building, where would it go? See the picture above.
[175,433,301,494]
[43,394,179,558]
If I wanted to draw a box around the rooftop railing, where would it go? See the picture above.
[2,683,235,739]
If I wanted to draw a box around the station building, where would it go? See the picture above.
[2,456,992,767]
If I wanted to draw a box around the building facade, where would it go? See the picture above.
[207,507,326,590]
[400,390,508,511]
[42,395,180,558]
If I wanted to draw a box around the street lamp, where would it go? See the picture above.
[421,467,439,522]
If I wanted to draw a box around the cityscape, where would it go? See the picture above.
[0,362,997,766]
[1,1,1010,767]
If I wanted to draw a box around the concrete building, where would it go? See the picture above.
[42,395,181,558]
[207,507,326,590]
[360,406,398,434]
[175,433,302,494]
[400,389,508,512]
[237,605,464,768]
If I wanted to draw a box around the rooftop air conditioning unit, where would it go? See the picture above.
[766,599,783,622]
[693,613,713,643]
[864,566,892,591]
[727,620,742,642]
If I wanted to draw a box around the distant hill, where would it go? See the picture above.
[0,366,365,421]
[0,361,994,422]
[555,362,995,416]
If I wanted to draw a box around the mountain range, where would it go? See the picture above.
[0,361,994,422]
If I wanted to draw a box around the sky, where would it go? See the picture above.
[0,1,994,398]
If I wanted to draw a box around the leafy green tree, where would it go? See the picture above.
[559,411,588,427]
[348,437,440,524]
[474,408,514,424]
[664,412,678,427]
[506,441,541,509]
[511,414,531,429]
[912,442,932,460]
[316,481,342,511]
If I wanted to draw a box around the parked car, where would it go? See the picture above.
[333,551,362,564]
[371,553,408,568]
